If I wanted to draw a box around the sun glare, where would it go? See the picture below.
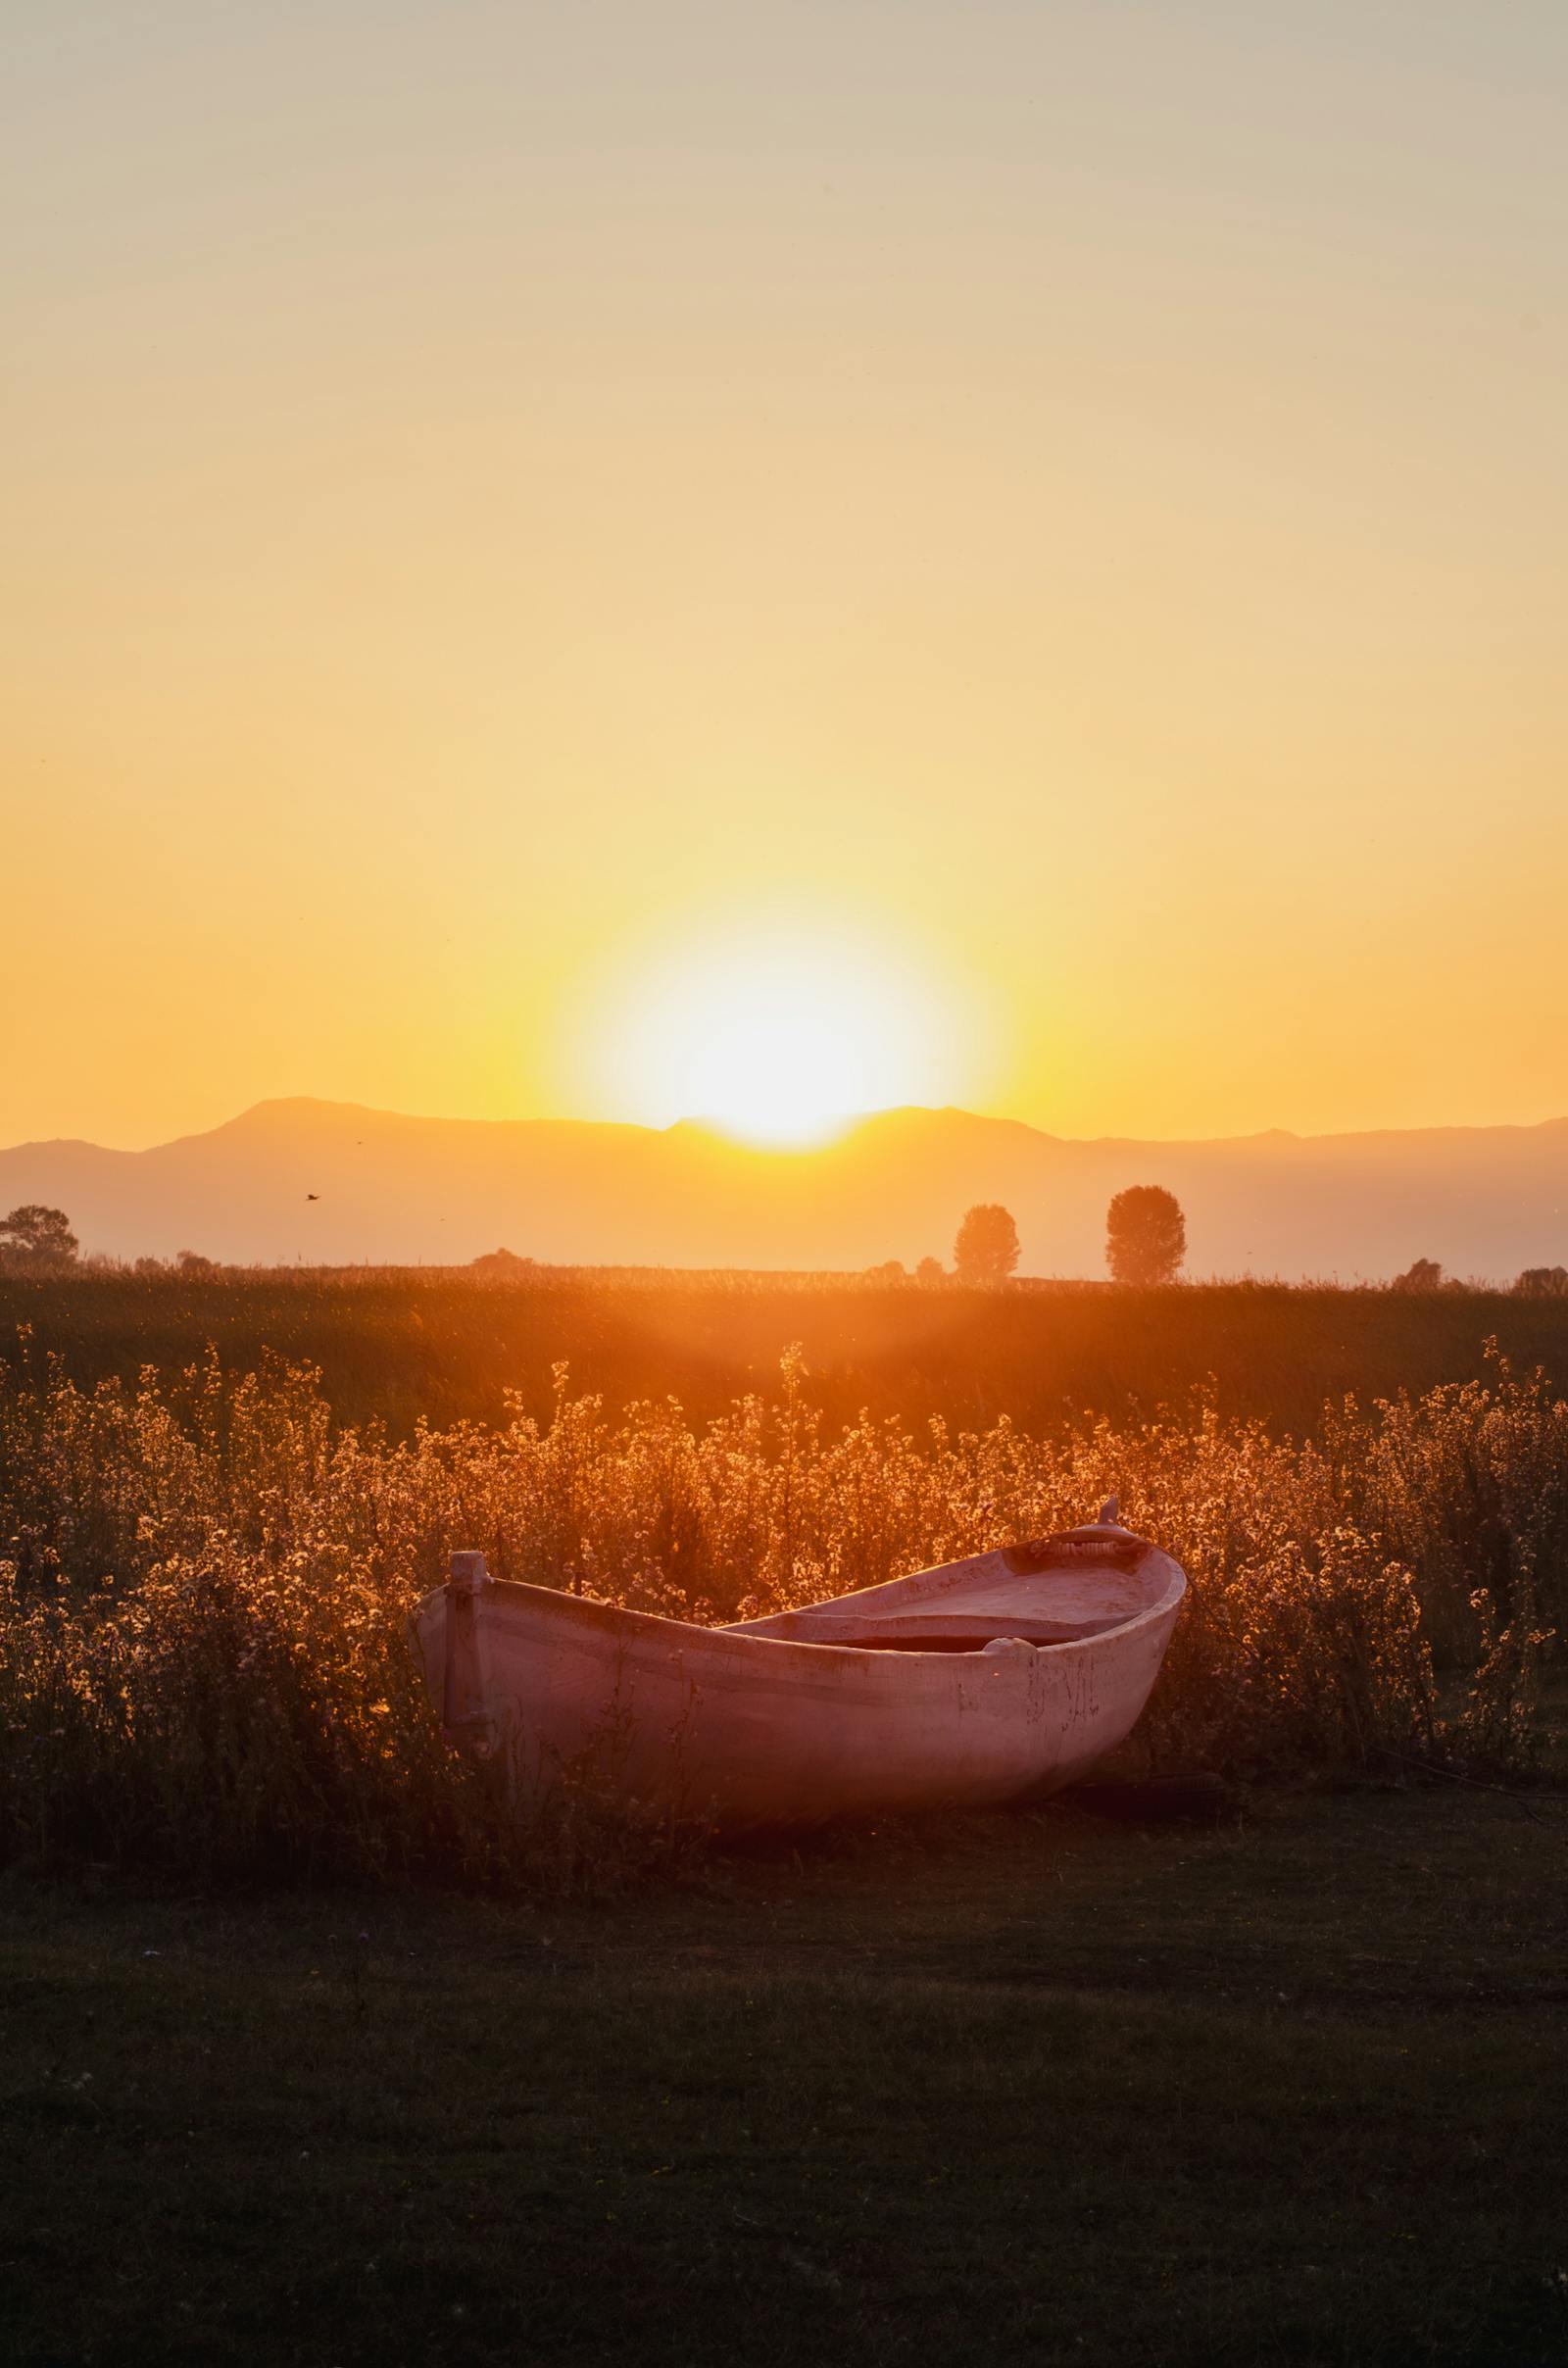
[587,921,972,1146]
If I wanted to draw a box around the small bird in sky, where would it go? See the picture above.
[306,1192,319,1202]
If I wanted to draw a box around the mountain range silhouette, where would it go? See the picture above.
[4,1098,1567,1280]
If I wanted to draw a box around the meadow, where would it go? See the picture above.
[0,1273,1561,1884]
[3,1270,1567,2366]
[7,1265,1568,1436]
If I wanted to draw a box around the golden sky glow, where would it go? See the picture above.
[580,909,986,1144]
[5,5,1568,1149]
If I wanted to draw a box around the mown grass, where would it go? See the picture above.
[7,1269,1568,1436]
[4,1773,1567,2366]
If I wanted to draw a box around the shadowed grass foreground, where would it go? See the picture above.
[4,1779,1566,2367]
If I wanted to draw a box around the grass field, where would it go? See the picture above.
[7,1269,1568,1436]
[6,1768,1567,2367]
[3,1276,1565,2363]
[3,1285,1562,1882]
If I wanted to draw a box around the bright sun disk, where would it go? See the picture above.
[591,925,967,1147]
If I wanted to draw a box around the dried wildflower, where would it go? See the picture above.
[0,1345,1553,1884]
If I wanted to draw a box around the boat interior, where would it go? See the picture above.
[723,1528,1165,1654]
[731,1610,1130,1653]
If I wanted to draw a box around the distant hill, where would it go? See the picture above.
[4,1098,1568,1280]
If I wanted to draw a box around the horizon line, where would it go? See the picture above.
[6,1091,1568,1161]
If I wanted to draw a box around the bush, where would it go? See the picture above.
[0,1345,1555,1887]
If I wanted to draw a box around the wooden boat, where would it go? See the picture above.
[411,1502,1185,1829]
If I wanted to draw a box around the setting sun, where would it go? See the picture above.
[586,921,973,1145]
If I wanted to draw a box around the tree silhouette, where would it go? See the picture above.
[0,1205,78,1271]
[1515,1265,1568,1298]
[469,1248,538,1284]
[954,1204,1020,1288]
[1105,1186,1185,1286]
[914,1255,946,1286]
[1392,1258,1444,1292]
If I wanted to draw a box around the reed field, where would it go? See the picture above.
[0,1272,1562,1887]
[8,1265,1568,1436]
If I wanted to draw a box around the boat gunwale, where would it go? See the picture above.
[415,1534,1186,1687]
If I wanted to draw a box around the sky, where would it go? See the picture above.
[5,1,1567,1150]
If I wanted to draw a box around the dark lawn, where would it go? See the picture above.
[4,1782,1566,2368]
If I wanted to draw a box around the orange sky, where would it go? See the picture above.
[5,4,1567,1150]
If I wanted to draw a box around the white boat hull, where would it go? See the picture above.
[412,1523,1185,1830]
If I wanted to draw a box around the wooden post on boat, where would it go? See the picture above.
[443,1550,494,1752]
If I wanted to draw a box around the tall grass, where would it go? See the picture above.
[9,1268,1568,1438]
[0,1344,1557,1886]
